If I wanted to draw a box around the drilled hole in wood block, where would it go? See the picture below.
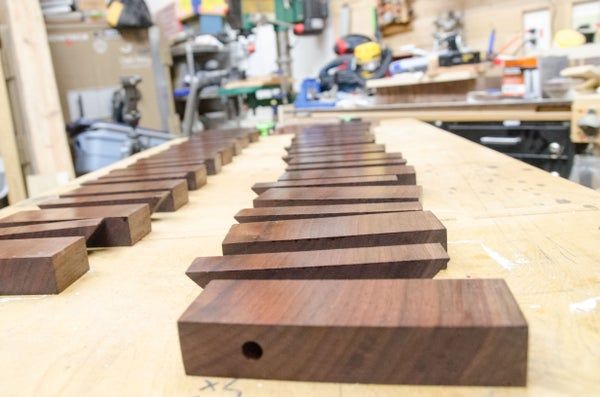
[242,341,263,360]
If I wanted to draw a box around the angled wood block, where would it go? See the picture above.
[90,165,207,190]
[178,279,527,386]
[279,165,416,184]
[286,158,407,171]
[38,192,168,213]
[0,219,102,242]
[253,186,421,207]
[0,237,89,295]
[286,143,385,156]
[187,139,242,155]
[187,243,448,287]
[252,175,404,194]
[287,152,403,165]
[61,180,189,211]
[163,145,233,164]
[235,202,422,222]
[0,205,151,246]
[134,157,222,175]
[222,211,446,255]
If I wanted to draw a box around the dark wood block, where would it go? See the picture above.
[178,278,528,386]
[286,158,407,171]
[134,157,222,175]
[279,165,416,184]
[61,180,189,211]
[162,145,233,164]
[187,139,242,155]
[235,202,422,222]
[0,237,89,295]
[287,136,375,149]
[38,192,169,213]
[187,243,447,287]
[287,152,403,165]
[0,205,151,247]
[254,186,421,207]
[286,143,385,156]
[87,166,207,190]
[252,175,404,194]
[0,219,102,242]
[222,211,446,255]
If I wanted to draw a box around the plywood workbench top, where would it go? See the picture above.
[1,120,599,397]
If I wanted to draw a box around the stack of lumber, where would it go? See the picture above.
[178,122,529,386]
[0,128,259,295]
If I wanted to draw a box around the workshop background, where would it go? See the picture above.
[0,1,600,396]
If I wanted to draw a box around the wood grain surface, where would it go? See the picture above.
[235,202,422,222]
[253,186,421,207]
[187,243,448,287]
[61,180,189,211]
[178,278,527,385]
[38,192,169,213]
[158,145,233,165]
[287,136,375,149]
[0,204,151,246]
[279,165,416,184]
[222,211,446,254]
[286,152,403,165]
[252,175,405,193]
[0,237,89,295]
[0,219,102,242]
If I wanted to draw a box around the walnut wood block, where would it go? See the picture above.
[187,243,447,287]
[133,157,222,175]
[0,219,102,242]
[178,278,527,386]
[0,237,89,295]
[286,143,385,156]
[287,152,403,165]
[235,202,422,222]
[252,175,405,194]
[162,145,234,164]
[254,186,421,207]
[91,165,207,190]
[188,139,242,155]
[61,180,189,211]
[38,192,169,213]
[286,158,408,171]
[279,165,416,184]
[287,136,375,149]
[282,146,386,162]
[0,205,151,246]
[222,211,446,255]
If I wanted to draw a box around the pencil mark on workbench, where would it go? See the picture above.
[583,204,598,209]
[556,199,571,204]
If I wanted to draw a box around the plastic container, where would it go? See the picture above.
[74,130,129,174]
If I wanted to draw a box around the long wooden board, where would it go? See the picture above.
[286,152,403,165]
[279,165,416,184]
[253,186,421,207]
[252,175,405,194]
[187,243,448,287]
[286,158,407,171]
[286,136,375,149]
[222,211,446,255]
[133,158,222,175]
[0,237,89,295]
[0,204,151,246]
[60,180,189,211]
[178,279,528,386]
[85,170,205,191]
[286,143,385,156]
[235,202,422,222]
[38,192,169,213]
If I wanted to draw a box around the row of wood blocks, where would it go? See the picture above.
[0,128,260,295]
[178,122,529,386]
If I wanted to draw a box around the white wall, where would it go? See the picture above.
[146,0,174,13]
